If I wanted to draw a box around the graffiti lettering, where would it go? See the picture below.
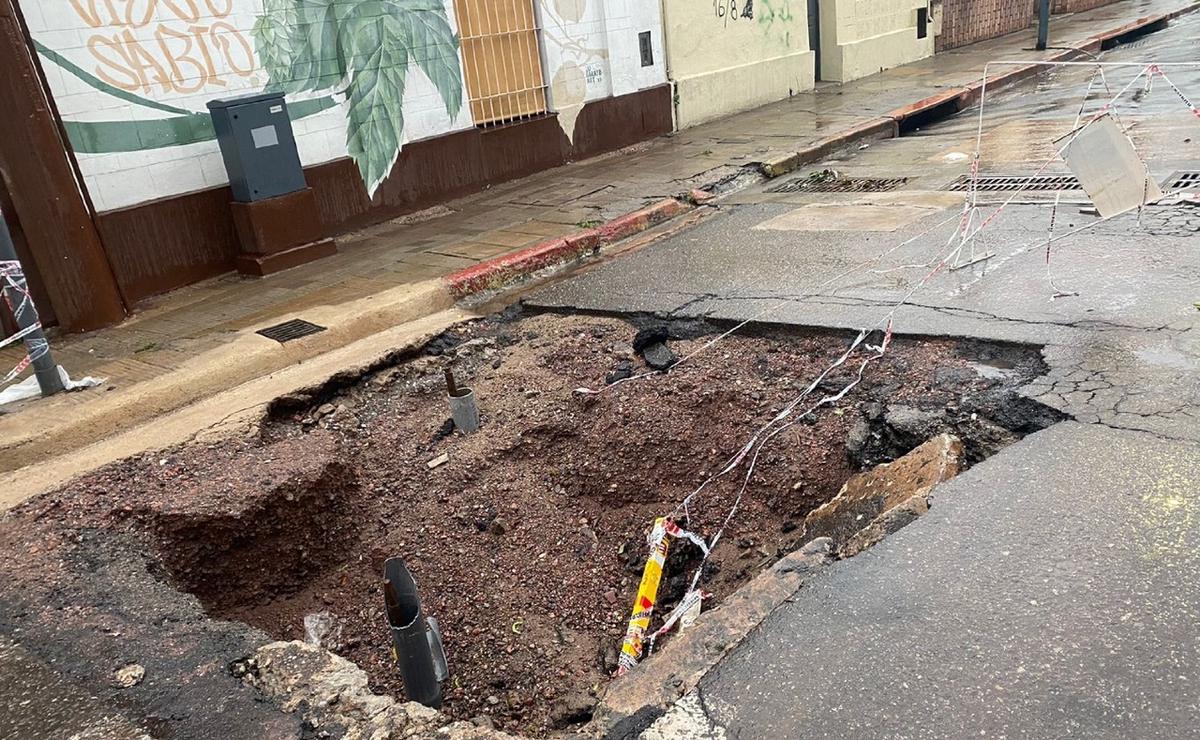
[713,0,754,27]
[69,0,255,93]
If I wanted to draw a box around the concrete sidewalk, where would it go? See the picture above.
[1,0,1194,502]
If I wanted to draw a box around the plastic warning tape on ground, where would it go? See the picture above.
[617,517,670,676]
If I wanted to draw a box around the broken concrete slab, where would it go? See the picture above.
[840,494,930,558]
[237,641,518,740]
[803,433,965,551]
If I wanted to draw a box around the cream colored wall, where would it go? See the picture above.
[819,0,934,83]
[662,0,815,129]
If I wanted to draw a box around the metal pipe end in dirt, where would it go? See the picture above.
[447,387,481,434]
[383,557,446,708]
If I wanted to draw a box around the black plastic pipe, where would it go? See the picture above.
[383,557,443,708]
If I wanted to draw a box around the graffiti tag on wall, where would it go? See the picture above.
[68,0,256,93]
[713,0,754,26]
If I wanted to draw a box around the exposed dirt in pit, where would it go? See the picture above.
[0,311,1062,736]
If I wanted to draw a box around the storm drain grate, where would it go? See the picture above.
[257,318,326,343]
[947,174,1081,192]
[1165,171,1200,190]
[767,176,909,194]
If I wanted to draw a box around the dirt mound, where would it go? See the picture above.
[132,434,360,612]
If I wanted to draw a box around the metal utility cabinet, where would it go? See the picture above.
[207,92,307,203]
[207,92,336,276]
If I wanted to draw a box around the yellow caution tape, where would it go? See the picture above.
[617,517,670,675]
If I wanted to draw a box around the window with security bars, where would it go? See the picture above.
[453,0,549,126]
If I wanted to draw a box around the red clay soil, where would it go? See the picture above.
[0,312,1039,736]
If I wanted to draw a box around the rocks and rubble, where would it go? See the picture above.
[236,641,518,740]
[801,433,966,553]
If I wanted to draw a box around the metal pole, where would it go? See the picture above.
[0,210,64,396]
[1037,0,1051,51]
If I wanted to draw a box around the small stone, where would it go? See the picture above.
[603,589,618,604]
[598,640,620,674]
[486,695,501,706]
[884,405,948,441]
[315,403,335,418]
[609,343,635,359]
[606,360,634,385]
[632,326,669,352]
[114,663,144,688]
[641,342,677,371]
[427,453,450,470]
[846,418,872,457]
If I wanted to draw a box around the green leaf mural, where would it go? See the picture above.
[252,0,465,195]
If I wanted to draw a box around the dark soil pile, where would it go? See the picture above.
[0,312,1056,736]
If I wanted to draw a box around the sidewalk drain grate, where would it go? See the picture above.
[947,174,1081,192]
[1165,171,1200,190]
[767,176,909,193]
[257,319,326,343]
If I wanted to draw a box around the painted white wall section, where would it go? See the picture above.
[661,0,815,129]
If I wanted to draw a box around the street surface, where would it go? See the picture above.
[531,16,1200,738]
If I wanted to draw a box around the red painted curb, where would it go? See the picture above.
[885,89,964,123]
[443,198,690,298]
[762,117,896,176]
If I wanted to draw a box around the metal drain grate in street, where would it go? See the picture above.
[257,318,326,343]
[946,174,1082,192]
[767,176,909,194]
[1165,171,1200,190]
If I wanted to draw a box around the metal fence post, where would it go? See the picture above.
[1037,0,1051,51]
[0,209,64,397]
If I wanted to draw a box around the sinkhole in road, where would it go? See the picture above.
[132,311,1065,735]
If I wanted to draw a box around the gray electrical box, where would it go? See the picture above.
[207,92,307,203]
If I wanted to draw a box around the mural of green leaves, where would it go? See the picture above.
[253,0,465,195]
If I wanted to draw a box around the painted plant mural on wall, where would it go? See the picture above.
[252,0,465,194]
[35,0,466,197]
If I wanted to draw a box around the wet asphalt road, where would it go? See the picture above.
[529,15,1200,739]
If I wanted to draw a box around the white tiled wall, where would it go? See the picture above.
[539,0,667,109]
[601,0,667,98]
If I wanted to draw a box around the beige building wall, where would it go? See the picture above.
[662,0,815,129]
[820,0,935,83]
